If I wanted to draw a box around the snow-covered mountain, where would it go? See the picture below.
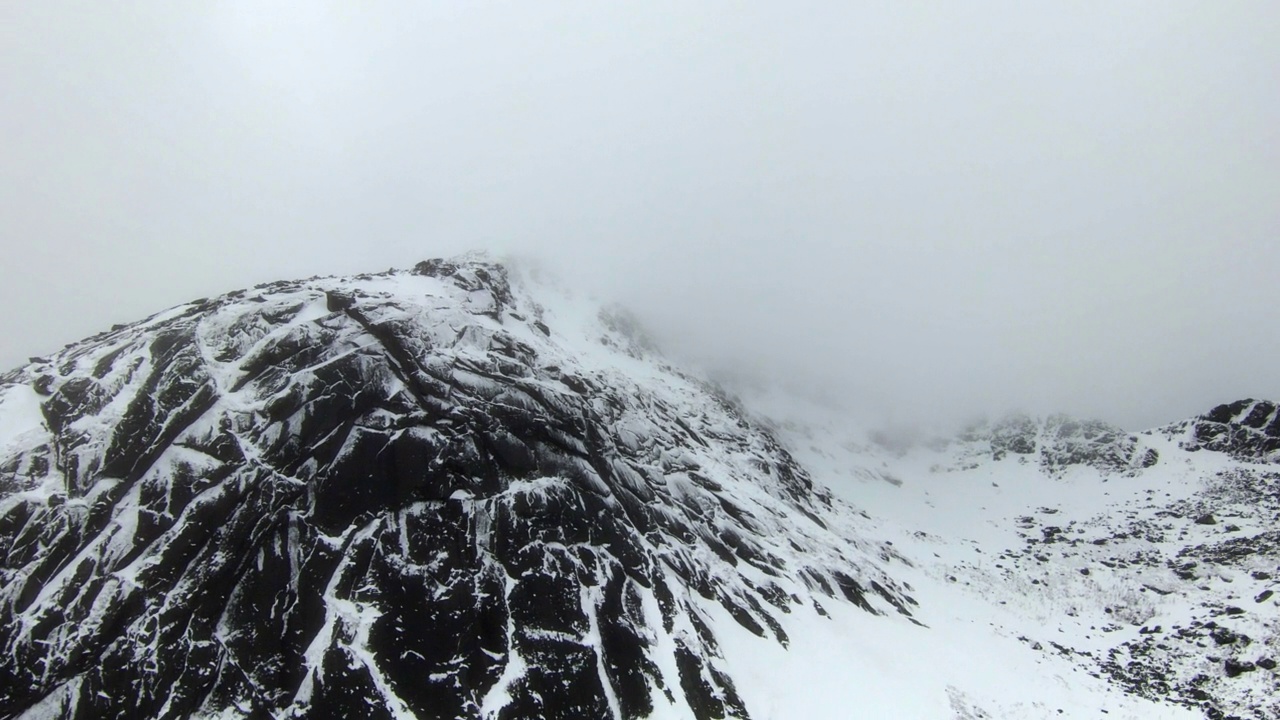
[0,256,1275,719]
[0,257,913,720]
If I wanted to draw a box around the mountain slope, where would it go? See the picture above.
[755,395,1280,719]
[0,257,913,720]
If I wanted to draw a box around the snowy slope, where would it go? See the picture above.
[747,390,1279,719]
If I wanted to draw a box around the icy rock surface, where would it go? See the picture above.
[0,258,912,720]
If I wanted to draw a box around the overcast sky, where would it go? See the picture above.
[2,2,1277,429]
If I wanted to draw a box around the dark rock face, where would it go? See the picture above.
[0,259,911,719]
[1182,400,1280,463]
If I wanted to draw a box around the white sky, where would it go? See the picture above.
[2,2,1277,428]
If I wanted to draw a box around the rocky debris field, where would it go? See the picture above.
[940,409,1280,719]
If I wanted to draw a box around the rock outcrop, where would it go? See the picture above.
[1180,399,1280,463]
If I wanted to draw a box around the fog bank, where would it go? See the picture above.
[2,2,1277,429]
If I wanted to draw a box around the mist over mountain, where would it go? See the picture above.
[3,3,1278,429]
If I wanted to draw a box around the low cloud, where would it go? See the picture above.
[2,2,1277,429]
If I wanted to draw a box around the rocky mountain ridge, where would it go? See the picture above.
[0,258,912,720]
[946,412,1161,474]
